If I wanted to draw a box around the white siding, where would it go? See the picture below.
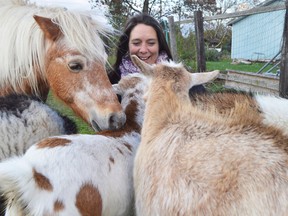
[231,9,285,60]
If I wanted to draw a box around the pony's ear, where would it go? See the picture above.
[189,70,219,88]
[131,55,155,76]
[33,15,62,41]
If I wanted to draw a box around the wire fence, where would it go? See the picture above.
[168,1,288,97]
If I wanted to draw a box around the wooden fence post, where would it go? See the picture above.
[168,16,178,61]
[194,10,206,72]
[280,2,288,98]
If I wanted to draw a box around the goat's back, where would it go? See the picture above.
[134,100,288,216]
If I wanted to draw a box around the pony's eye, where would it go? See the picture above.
[68,62,83,72]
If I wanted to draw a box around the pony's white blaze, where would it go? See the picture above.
[0,0,125,131]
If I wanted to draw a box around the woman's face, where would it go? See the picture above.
[129,24,159,65]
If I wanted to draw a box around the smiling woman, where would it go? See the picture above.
[108,13,206,95]
[109,13,173,84]
[129,24,160,65]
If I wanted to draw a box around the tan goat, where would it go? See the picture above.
[132,55,288,216]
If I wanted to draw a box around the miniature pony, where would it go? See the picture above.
[0,0,125,131]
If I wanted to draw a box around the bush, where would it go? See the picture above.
[205,49,221,61]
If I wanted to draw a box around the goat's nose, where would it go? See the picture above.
[108,111,126,130]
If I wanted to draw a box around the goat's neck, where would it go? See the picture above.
[142,85,188,138]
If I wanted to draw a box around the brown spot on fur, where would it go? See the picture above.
[190,91,258,116]
[223,98,288,155]
[192,91,288,155]
[75,183,102,216]
[124,143,132,152]
[37,137,71,149]
[54,200,65,212]
[119,76,141,89]
[117,147,123,155]
[98,100,141,138]
[109,156,115,163]
[33,169,53,191]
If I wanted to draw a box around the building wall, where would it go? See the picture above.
[231,5,285,61]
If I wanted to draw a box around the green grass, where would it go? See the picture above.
[46,92,95,134]
[206,59,279,73]
[205,59,279,92]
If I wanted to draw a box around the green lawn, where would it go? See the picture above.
[206,59,278,73]
[46,92,95,134]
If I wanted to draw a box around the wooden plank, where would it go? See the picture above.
[219,70,279,95]
[204,4,286,21]
[177,4,286,24]
[279,2,288,98]
[194,11,206,72]
[168,16,178,61]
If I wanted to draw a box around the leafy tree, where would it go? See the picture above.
[89,0,217,27]
[89,0,258,65]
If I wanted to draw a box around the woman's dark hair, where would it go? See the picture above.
[109,13,173,84]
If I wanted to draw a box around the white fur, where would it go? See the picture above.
[0,73,148,215]
[255,94,288,135]
[0,97,75,161]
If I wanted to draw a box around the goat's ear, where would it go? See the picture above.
[131,55,154,76]
[190,70,219,87]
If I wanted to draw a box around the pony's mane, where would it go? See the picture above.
[0,0,113,94]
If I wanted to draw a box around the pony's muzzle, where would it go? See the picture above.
[108,112,126,130]
[91,111,126,132]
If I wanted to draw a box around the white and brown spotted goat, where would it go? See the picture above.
[132,55,288,216]
[0,73,147,216]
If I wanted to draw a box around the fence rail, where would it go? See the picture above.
[219,70,279,95]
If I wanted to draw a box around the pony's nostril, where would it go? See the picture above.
[109,112,126,130]
[91,120,101,132]
[116,94,122,103]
